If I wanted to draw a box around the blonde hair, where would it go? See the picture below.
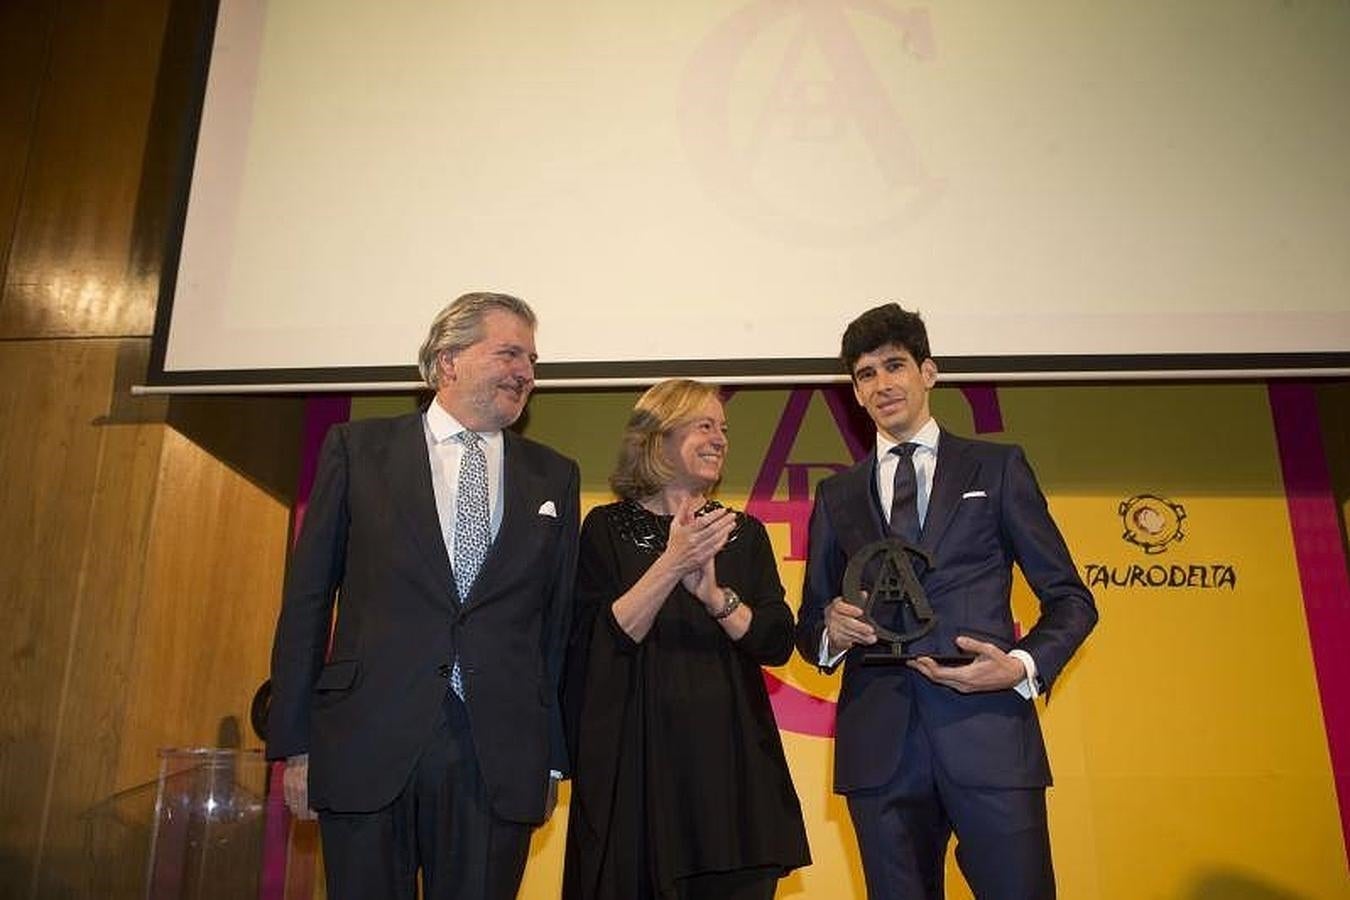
[610,379,722,501]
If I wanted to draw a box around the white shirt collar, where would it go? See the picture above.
[876,416,940,458]
[425,398,503,445]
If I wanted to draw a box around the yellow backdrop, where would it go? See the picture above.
[344,381,1347,898]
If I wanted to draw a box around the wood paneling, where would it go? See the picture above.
[166,394,307,507]
[118,423,292,773]
[0,0,173,338]
[99,425,290,897]
[0,0,306,893]
[0,338,134,892]
[0,337,301,897]
[0,0,55,289]
[29,363,172,897]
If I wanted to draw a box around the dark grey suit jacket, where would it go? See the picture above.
[795,430,1097,793]
[267,410,579,824]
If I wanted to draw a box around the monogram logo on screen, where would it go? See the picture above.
[1118,494,1186,555]
[678,0,944,244]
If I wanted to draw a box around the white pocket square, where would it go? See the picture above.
[962,490,988,499]
[537,500,558,517]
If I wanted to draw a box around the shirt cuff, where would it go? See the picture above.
[818,630,848,668]
[1008,649,1039,700]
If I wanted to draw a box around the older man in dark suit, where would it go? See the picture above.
[267,292,579,900]
[796,303,1097,900]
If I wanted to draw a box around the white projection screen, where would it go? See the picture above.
[148,0,1350,390]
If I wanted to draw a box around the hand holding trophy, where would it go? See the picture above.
[842,537,974,666]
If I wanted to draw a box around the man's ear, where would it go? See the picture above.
[920,358,938,388]
[437,350,456,383]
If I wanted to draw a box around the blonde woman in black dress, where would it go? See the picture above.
[563,379,810,900]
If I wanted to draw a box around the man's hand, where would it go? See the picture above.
[823,597,876,657]
[283,754,317,820]
[907,635,1026,693]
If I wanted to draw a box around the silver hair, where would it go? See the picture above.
[417,292,537,389]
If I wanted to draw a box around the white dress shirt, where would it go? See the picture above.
[874,417,940,527]
[819,416,1040,699]
[424,399,506,561]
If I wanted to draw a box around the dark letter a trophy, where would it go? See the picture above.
[842,538,974,665]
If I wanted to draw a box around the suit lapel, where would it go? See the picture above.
[463,430,539,607]
[837,456,887,549]
[386,412,455,599]
[920,430,980,552]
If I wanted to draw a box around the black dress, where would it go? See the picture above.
[562,500,811,900]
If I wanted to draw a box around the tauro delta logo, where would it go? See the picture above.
[1084,494,1236,590]
[1118,494,1185,554]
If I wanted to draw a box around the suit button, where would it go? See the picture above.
[436,664,450,678]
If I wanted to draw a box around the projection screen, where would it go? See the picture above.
[148,0,1350,390]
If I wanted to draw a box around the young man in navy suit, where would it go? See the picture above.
[267,292,580,900]
[796,303,1097,900]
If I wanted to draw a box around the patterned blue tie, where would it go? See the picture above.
[450,429,490,700]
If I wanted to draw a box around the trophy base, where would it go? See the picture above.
[861,645,977,667]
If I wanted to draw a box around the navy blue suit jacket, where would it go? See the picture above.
[795,429,1097,793]
[267,411,580,823]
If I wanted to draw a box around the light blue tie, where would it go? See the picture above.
[450,430,490,699]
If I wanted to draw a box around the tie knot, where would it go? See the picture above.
[458,430,481,449]
[891,441,919,460]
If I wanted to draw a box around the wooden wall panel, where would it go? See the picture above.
[0,339,162,893]
[0,0,172,338]
[0,0,55,288]
[0,337,300,896]
[91,426,291,898]
[30,394,171,897]
[0,0,304,892]
[117,424,291,774]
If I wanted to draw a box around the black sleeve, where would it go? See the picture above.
[542,459,581,775]
[795,486,846,672]
[561,507,637,764]
[1000,445,1099,691]
[266,424,349,760]
[727,516,797,666]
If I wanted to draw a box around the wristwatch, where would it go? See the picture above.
[711,587,741,620]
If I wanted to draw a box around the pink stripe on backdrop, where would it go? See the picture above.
[259,395,351,900]
[958,384,1004,435]
[290,396,352,546]
[257,764,291,900]
[764,671,836,737]
[1268,382,1350,859]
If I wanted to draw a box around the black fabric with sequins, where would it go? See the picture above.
[612,498,745,555]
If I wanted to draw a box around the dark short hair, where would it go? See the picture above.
[840,302,932,377]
